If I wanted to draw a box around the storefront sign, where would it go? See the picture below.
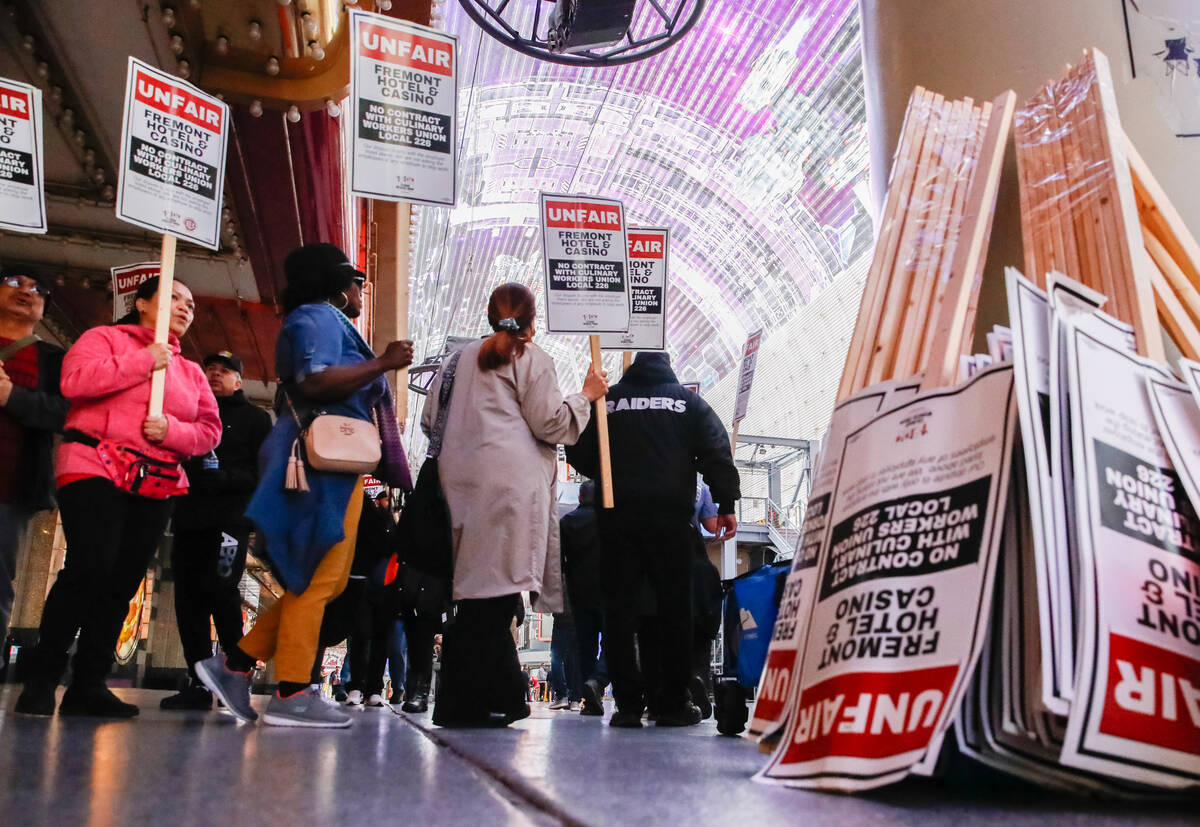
[540,193,630,334]
[116,58,228,249]
[349,10,457,206]
[0,77,45,234]
[599,227,668,351]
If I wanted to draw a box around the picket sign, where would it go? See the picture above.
[148,234,177,417]
[539,193,631,509]
[589,335,614,509]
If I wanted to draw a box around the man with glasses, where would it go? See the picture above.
[0,266,68,668]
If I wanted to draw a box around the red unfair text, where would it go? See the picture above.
[782,664,957,764]
[545,201,622,230]
[359,26,453,77]
[0,89,30,120]
[134,72,222,132]
[754,648,799,725]
[1100,632,1200,756]
[627,233,664,259]
[114,272,156,291]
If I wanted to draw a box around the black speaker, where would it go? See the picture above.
[547,0,638,54]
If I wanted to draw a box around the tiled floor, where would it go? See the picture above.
[0,687,1193,825]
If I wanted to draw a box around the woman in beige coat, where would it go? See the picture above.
[423,282,608,727]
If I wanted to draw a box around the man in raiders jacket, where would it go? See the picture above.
[566,351,738,727]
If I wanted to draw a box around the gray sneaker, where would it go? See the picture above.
[263,687,352,728]
[195,655,258,722]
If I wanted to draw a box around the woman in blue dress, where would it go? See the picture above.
[197,243,413,728]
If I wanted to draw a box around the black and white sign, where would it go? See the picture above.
[0,77,45,234]
[760,365,1016,791]
[733,329,764,424]
[1060,311,1200,788]
[599,227,668,351]
[116,58,228,249]
[349,11,457,206]
[540,193,630,334]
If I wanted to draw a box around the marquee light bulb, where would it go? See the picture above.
[161,7,176,27]
[170,35,184,54]
[177,59,190,78]
[215,35,230,55]
[325,99,341,118]
[309,41,326,61]
[248,20,262,41]
[249,99,264,117]
[266,56,280,75]
[286,104,301,123]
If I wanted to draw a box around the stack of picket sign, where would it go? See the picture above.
[749,82,1024,792]
[964,49,1200,793]
[751,48,1200,795]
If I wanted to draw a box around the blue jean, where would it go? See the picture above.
[549,616,582,701]
[387,618,407,694]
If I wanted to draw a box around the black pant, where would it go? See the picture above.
[28,479,173,685]
[573,605,608,688]
[172,526,248,679]
[346,590,394,696]
[599,512,693,715]
[403,612,438,695]
[434,594,525,722]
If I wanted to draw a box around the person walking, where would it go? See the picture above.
[422,282,607,727]
[0,267,67,667]
[344,491,397,707]
[195,243,413,728]
[162,351,271,710]
[560,480,610,716]
[565,351,739,728]
[16,276,221,717]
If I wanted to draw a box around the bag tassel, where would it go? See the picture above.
[285,439,309,492]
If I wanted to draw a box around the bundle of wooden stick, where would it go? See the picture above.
[1013,47,1200,363]
[838,86,1016,401]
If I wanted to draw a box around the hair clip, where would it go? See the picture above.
[498,318,520,332]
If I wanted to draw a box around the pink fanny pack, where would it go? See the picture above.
[65,430,185,499]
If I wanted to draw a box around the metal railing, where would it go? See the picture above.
[735,496,801,559]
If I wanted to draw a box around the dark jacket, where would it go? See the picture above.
[565,352,740,519]
[560,500,603,612]
[4,341,68,511]
[173,389,272,532]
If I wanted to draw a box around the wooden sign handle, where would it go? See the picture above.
[148,233,177,417]
[730,420,740,456]
[589,335,614,508]
[622,350,632,371]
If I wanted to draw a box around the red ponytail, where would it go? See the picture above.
[477,282,537,371]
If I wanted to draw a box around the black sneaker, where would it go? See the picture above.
[656,702,703,727]
[689,675,713,720]
[401,692,429,713]
[579,700,604,716]
[15,678,58,716]
[59,684,139,718]
[609,708,643,728]
[581,678,604,712]
[160,683,213,711]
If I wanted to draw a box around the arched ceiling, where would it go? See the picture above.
[408,0,871,399]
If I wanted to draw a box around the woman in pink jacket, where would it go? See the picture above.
[17,276,221,718]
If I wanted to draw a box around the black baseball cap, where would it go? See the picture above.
[203,351,243,374]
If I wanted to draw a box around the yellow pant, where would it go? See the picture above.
[239,481,364,684]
